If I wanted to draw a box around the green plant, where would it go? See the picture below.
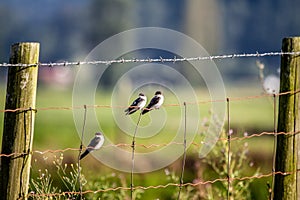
[164,116,261,200]
[201,129,260,200]
[84,172,144,200]
[29,116,261,199]
[30,154,86,199]
[30,168,57,200]
[30,153,145,200]
[53,153,86,199]
[164,168,200,200]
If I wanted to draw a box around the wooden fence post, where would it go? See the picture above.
[274,37,300,199]
[0,42,39,200]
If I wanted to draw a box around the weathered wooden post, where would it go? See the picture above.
[274,37,300,199]
[0,42,39,200]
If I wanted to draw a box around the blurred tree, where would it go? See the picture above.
[1,0,300,84]
[85,0,133,88]
[180,0,222,87]
[86,0,133,46]
[185,0,221,54]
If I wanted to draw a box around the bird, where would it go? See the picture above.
[142,91,164,115]
[124,93,147,115]
[80,132,105,160]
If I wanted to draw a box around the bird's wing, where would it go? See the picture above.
[87,137,101,150]
[125,97,142,113]
[131,97,143,107]
[146,96,160,108]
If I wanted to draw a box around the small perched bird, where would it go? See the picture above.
[142,91,164,115]
[80,132,105,160]
[124,93,147,115]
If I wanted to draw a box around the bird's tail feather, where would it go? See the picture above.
[142,109,149,115]
[80,150,90,160]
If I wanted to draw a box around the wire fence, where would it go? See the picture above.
[0,50,300,199]
[0,89,299,199]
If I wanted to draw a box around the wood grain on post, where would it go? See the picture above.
[0,42,39,200]
[274,37,300,200]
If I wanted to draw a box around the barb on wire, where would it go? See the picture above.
[1,51,300,68]
[177,102,187,200]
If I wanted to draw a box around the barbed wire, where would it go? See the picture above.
[26,170,296,198]
[1,51,300,68]
[0,89,299,114]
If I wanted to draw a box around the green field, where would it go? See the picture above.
[0,84,275,199]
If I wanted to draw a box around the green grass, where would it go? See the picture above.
[0,84,275,199]
[0,84,274,148]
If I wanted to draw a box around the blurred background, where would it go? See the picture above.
[0,0,299,85]
[0,0,300,199]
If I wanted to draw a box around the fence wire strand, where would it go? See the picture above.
[25,170,298,198]
[0,131,299,158]
[1,51,300,68]
[1,89,299,114]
